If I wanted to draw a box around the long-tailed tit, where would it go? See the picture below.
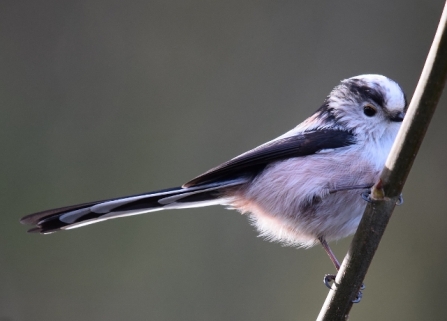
[21,74,407,274]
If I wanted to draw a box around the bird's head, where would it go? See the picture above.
[318,74,408,141]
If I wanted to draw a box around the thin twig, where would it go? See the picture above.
[317,1,447,320]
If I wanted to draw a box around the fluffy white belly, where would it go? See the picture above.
[227,153,379,247]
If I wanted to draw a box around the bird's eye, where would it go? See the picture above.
[363,105,377,117]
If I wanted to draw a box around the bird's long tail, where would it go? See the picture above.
[20,179,246,234]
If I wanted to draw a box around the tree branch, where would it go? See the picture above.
[317,2,447,320]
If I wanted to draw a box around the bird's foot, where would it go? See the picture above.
[361,191,403,206]
[361,190,372,202]
[352,290,363,303]
[323,274,365,303]
[324,274,337,289]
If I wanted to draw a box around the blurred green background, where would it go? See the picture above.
[1,1,447,320]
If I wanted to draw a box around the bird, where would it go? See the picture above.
[21,74,407,274]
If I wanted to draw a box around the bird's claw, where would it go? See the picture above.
[353,283,366,303]
[323,274,365,303]
[361,191,404,206]
[361,191,371,202]
[324,274,337,289]
[352,290,363,303]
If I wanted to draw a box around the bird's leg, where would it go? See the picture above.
[328,184,373,194]
[319,236,340,270]
[319,237,340,290]
[328,184,403,205]
[319,236,364,303]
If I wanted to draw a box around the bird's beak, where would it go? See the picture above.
[389,111,405,122]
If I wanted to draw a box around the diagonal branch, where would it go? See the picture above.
[317,1,447,320]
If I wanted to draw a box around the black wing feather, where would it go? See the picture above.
[184,129,355,187]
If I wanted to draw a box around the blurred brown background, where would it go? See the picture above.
[1,1,447,320]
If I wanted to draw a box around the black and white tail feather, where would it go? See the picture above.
[21,179,246,234]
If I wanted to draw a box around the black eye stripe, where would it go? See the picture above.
[345,80,386,108]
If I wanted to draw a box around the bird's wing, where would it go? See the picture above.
[183,128,356,187]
